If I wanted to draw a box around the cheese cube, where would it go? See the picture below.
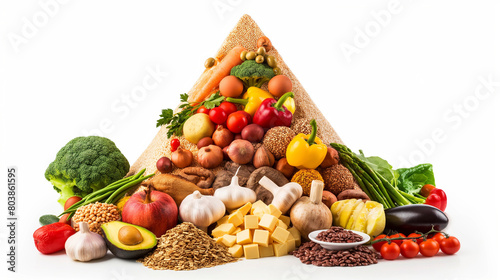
[227,211,244,227]
[259,214,278,231]
[253,229,270,247]
[259,244,274,258]
[278,215,291,227]
[216,215,229,225]
[214,236,223,244]
[286,233,296,252]
[268,204,282,218]
[212,223,236,238]
[288,227,302,247]
[244,215,259,229]
[228,244,243,258]
[243,244,260,259]
[236,229,253,245]
[273,242,288,257]
[232,227,242,234]
[276,219,288,230]
[221,234,237,247]
[271,226,290,244]
[251,200,267,213]
[236,202,252,216]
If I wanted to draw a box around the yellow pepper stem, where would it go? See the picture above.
[307,119,318,145]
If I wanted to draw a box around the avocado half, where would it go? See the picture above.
[101,221,157,259]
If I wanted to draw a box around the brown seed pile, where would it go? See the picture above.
[316,226,363,243]
[290,117,312,135]
[72,202,120,236]
[139,222,237,271]
[262,126,295,159]
[321,164,356,195]
[291,169,324,196]
[292,242,379,267]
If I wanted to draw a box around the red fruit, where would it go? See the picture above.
[380,242,400,260]
[122,186,178,237]
[400,240,420,258]
[440,236,460,255]
[226,111,250,133]
[219,101,238,115]
[419,239,440,257]
[59,214,71,225]
[372,234,388,252]
[407,232,424,244]
[196,105,210,114]
[209,107,228,125]
[170,139,180,152]
[64,196,82,211]
[33,223,76,254]
[388,233,406,246]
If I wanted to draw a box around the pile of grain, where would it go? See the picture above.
[139,222,237,270]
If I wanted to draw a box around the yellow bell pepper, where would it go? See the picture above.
[225,87,273,116]
[286,119,327,169]
[283,96,295,114]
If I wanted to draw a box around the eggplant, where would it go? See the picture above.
[384,204,448,235]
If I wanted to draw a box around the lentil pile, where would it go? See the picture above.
[72,202,120,236]
[139,222,237,270]
[292,242,379,267]
[316,226,363,243]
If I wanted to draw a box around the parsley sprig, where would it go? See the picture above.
[157,92,224,137]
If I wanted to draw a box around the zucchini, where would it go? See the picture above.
[39,214,59,226]
[384,204,448,235]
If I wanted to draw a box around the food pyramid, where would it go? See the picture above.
[128,14,343,176]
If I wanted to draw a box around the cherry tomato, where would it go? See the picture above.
[420,184,436,197]
[170,138,180,152]
[407,232,424,244]
[196,105,210,114]
[209,107,228,125]
[372,234,387,252]
[425,193,442,210]
[431,232,446,244]
[388,233,406,246]
[430,188,447,211]
[400,240,419,258]
[226,111,249,133]
[219,101,238,115]
[64,196,82,211]
[380,242,400,260]
[419,239,440,257]
[439,236,460,255]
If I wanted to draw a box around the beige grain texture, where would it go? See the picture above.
[128,14,343,176]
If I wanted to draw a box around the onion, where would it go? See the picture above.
[197,145,223,169]
[156,157,173,173]
[197,137,214,149]
[212,125,234,148]
[227,139,254,164]
[171,148,193,168]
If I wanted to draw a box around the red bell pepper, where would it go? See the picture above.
[252,92,294,129]
[33,222,76,254]
[424,188,447,212]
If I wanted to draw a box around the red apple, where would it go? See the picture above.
[121,186,178,237]
[64,196,82,210]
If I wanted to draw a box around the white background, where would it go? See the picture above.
[1,1,499,279]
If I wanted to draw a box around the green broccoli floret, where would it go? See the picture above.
[45,136,130,207]
[230,60,275,88]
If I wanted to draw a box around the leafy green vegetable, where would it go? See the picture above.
[156,92,224,137]
[230,60,275,88]
[396,164,435,195]
[356,151,399,186]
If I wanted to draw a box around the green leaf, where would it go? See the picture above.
[156,109,173,127]
[356,150,399,186]
[396,164,435,195]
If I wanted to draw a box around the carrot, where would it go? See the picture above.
[188,45,246,103]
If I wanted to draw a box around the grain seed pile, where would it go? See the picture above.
[139,222,237,270]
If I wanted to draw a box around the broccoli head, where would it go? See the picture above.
[230,60,275,88]
[45,136,130,207]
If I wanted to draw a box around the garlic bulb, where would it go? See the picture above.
[65,222,107,262]
[179,190,226,231]
[259,175,303,213]
[214,167,256,209]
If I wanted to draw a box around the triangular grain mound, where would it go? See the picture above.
[128,14,343,176]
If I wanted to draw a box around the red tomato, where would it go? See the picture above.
[196,105,210,114]
[170,138,180,152]
[419,239,440,257]
[420,184,436,197]
[209,107,228,125]
[372,234,387,252]
[64,196,82,211]
[219,102,238,115]
[425,193,442,210]
[226,111,249,133]
[59,214,71,225]
[431,232,446,244]
[380,242,400,260]
[388,233,406,246]
[400,240,419,258]
[407,232,424,244]
[440,236,460,255]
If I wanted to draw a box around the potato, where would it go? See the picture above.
[183,113,215,144]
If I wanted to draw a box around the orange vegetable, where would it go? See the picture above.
[188,45,246,103]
